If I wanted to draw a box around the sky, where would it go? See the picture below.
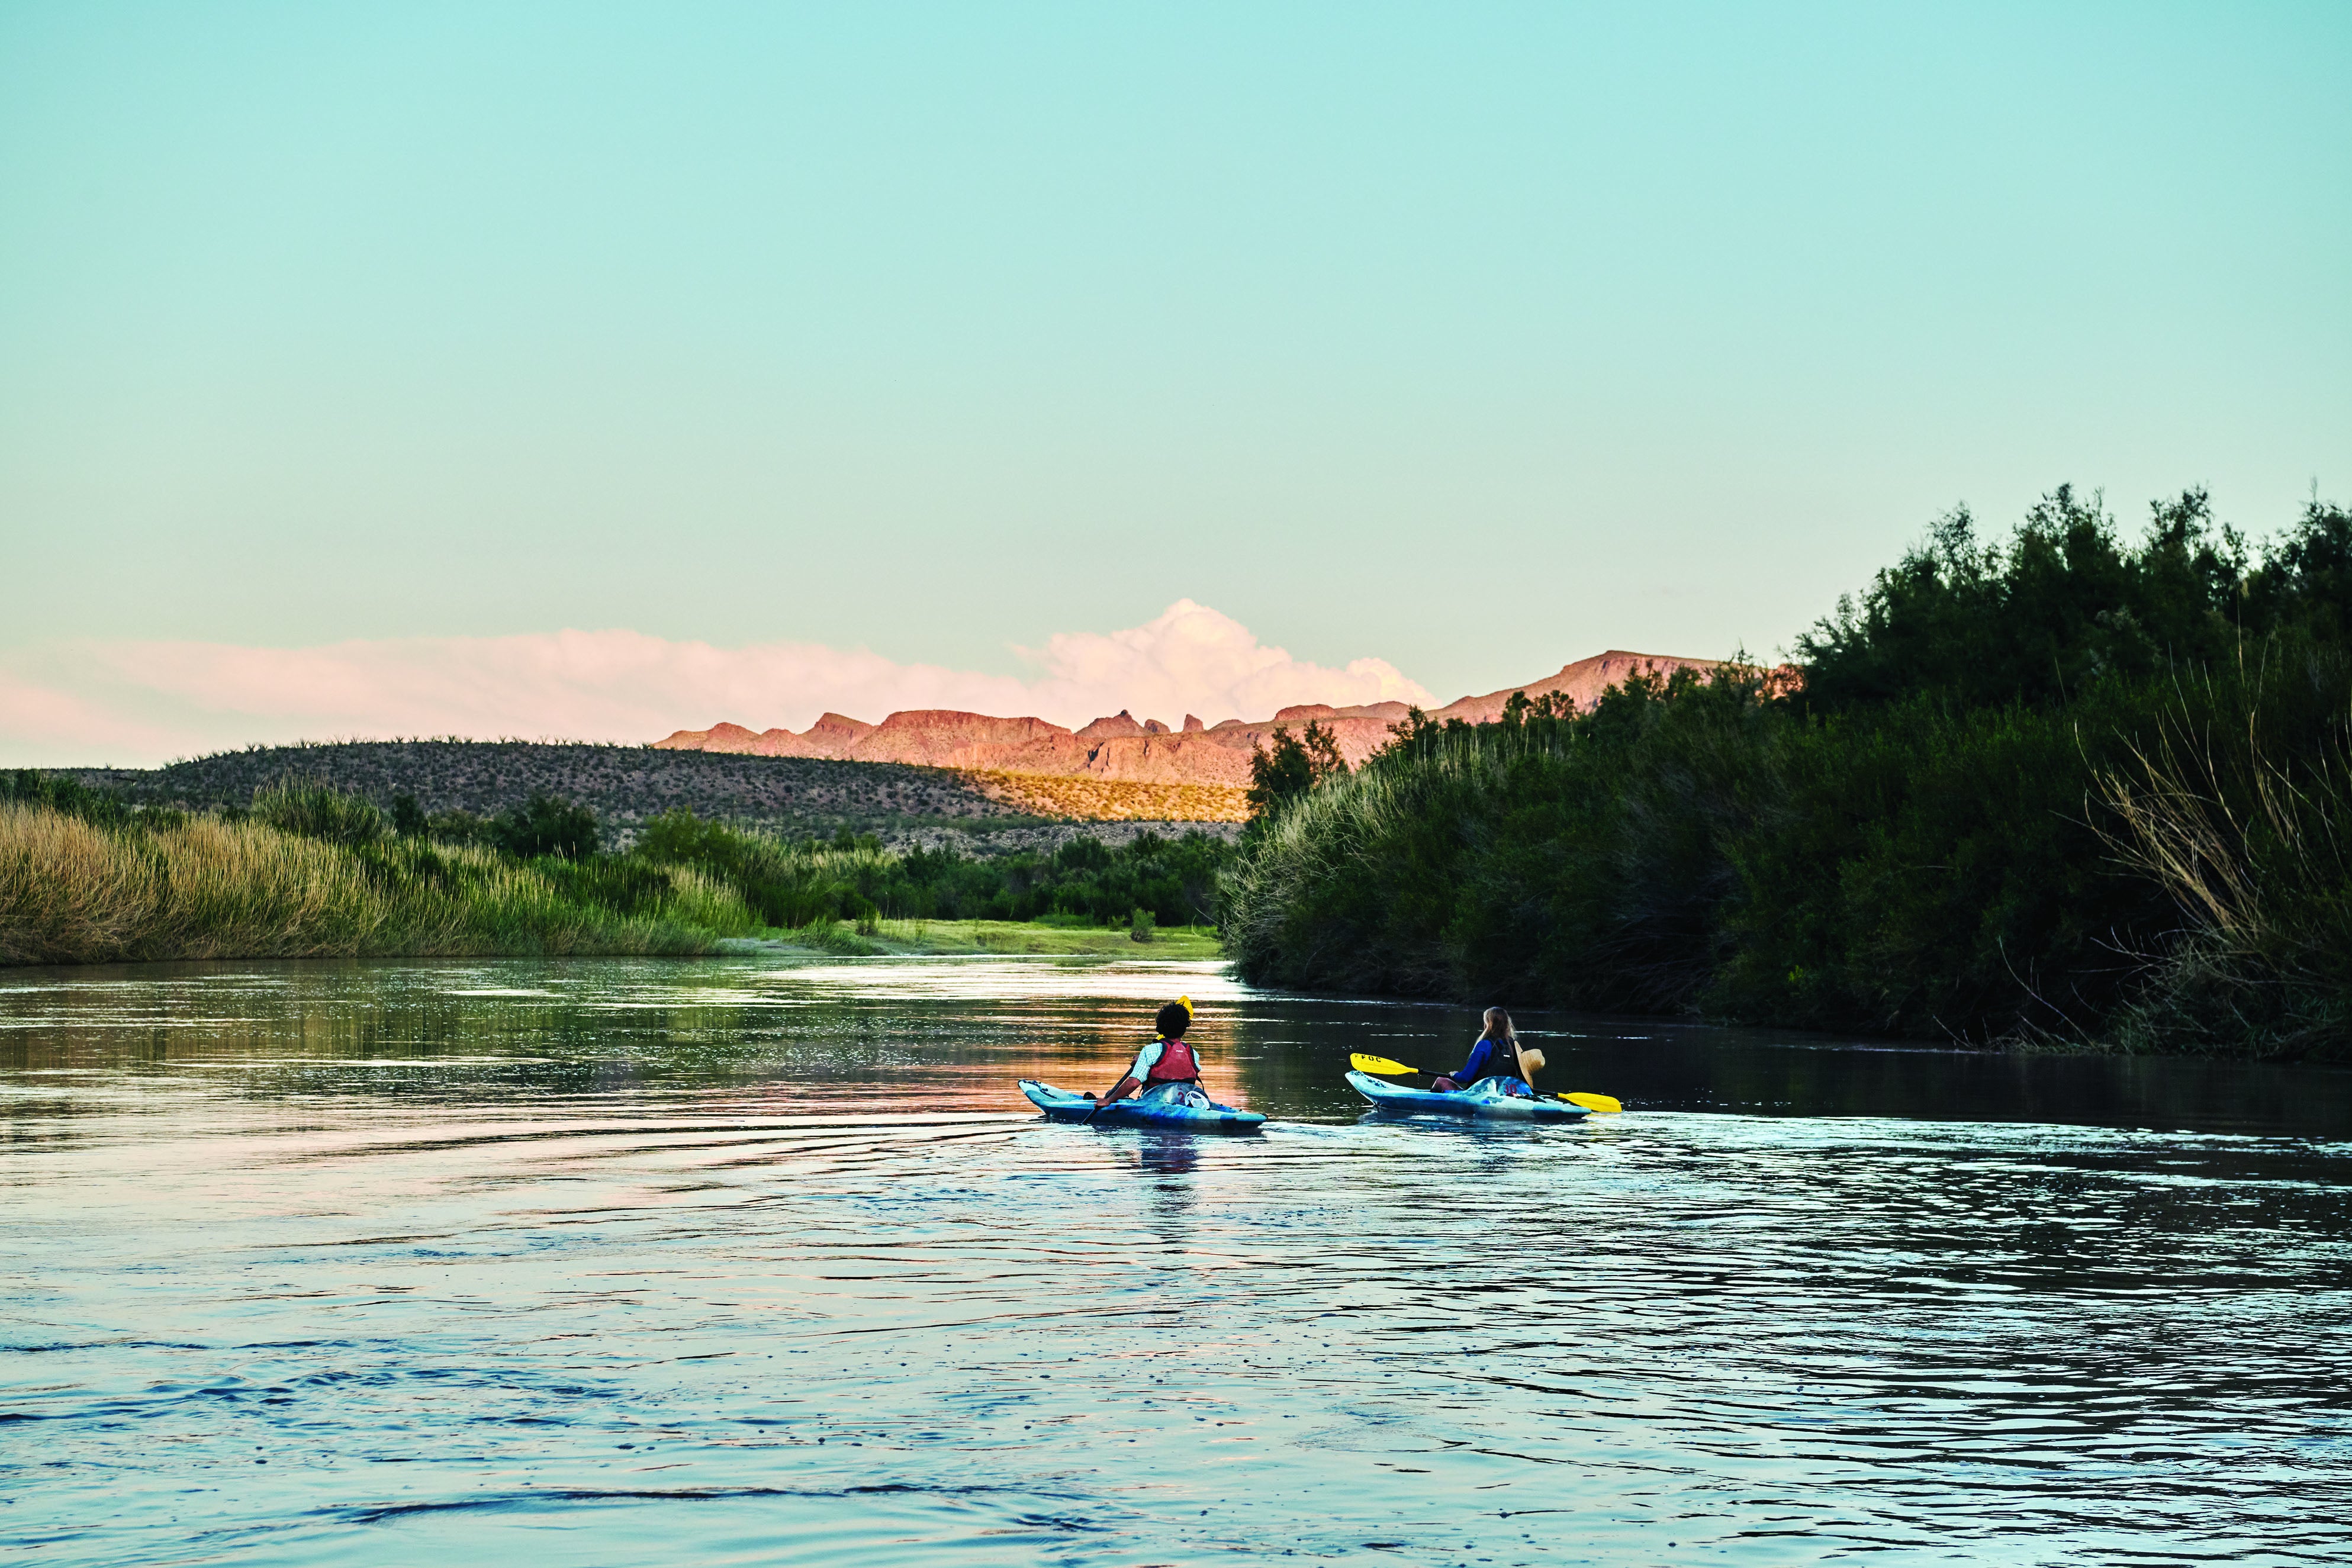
[3,1,2347,766]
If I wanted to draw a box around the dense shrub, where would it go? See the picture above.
[635,809,1233,929]
[2,769,172,832]
[1222,488,2352,1058]
[490,794,599,861]
[1223,668,1781,1009]
[391,794,428,836]
[1706,687,2169,1038]
[252,777,386,847]
[1794,487,2248,715]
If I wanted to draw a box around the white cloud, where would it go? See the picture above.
[0,603,1434,768]
[1019,600,1430,723]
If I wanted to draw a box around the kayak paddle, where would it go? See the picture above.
[1347,1051,1623,1114]
[1349,1051,1421,1077]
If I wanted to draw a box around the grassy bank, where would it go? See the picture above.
[1222,487,2352,1061]
[719,919,1223,960]
[0,777,1234,967]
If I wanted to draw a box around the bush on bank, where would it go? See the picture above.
[1220,488,2352,1061]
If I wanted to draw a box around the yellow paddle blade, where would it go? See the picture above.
[1350,1052,1418,1077]
[1560,1092,1623,1114]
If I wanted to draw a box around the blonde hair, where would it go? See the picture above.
[1480,1007,1542,1081]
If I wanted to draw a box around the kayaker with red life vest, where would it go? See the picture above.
[1089,997,1208,1109]
[1430,1007,1545,1097]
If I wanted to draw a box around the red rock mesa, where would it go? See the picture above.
[653,650,1726,787]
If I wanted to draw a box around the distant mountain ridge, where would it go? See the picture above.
[654,650,1719,785]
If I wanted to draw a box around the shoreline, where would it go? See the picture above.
[713,919,1225,960]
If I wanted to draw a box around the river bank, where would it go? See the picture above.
[717,919,1222,960]
[0,778,1234,968]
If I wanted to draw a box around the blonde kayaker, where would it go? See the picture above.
[1430,1007,1544,1097]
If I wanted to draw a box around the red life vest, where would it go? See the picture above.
[1144,1035,1200,1085]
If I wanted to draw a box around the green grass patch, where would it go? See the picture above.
[726,919,1223,960]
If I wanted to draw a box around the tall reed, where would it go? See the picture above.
[0,804,747,965]
[2096,655,2352,1059]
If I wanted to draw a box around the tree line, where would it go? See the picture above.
[1220,487,2352,1060]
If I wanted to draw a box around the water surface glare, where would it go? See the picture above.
[4,955,2348,1565]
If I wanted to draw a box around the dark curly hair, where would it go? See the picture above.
[1154,1000,1191,1038]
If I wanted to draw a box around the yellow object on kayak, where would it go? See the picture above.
[1350,1052,1417,1076]
[1347,1051,1623,1113]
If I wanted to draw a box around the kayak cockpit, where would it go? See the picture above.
[1019,1078,1266,1133]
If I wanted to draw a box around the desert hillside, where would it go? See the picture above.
[655,649,1719,784]
[55,741,1243,853]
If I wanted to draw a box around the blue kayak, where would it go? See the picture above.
[1347,1070,1590,1121]
[1019,1079,1266,1133]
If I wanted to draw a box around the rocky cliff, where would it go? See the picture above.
[653,650,1719,785]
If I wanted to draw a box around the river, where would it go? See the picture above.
[4,954,2347,1565]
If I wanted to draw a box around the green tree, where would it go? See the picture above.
[1795,485,2245,716]
[1246,721,1347,819]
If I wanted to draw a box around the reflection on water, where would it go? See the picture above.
[2,955,2348,1566]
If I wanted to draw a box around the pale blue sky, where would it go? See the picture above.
[4,1,2347,720]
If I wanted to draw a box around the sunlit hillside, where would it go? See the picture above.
[961,769,1250,823]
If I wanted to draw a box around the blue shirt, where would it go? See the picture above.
[1453,1037,1526,1089]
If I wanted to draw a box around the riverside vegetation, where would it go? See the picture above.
[0,772,1233,967]
[1223,487,2352,1060]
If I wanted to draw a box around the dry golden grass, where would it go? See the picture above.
[0,804,739,965]
[2,806,393,963]
[0,806,157,964]
[960,769,1249,823]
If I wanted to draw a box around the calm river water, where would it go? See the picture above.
[4,955,2348,1566]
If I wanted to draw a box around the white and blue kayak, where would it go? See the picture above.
[1019,1080,1266,1133]
[1347,1070,1590,1121]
